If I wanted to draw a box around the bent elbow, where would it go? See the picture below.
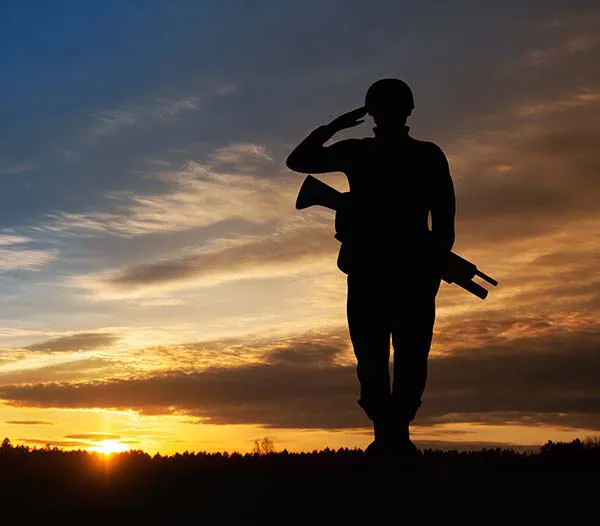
[285,153,307,174]
[285,154,298,171]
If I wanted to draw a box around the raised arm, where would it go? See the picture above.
[429,144,456,253]
[285,107,367,174]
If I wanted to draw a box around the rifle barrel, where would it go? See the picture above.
[475,269,498,286]
[459,279,489,300]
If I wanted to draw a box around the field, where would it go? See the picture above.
[1,437,598,523]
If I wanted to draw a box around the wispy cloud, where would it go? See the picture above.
[446,87,600,247]
[1,162,36,175]
[0,248,57,271]
[210,143,274,165]
[0,235,35,246]
[25,332,121,353]
[64,433,121,441]
[5,420,53,425]
[72,223,336,299]
[0,235,57,271]
[87,109,140,137]
[82,79,235,142]
[514,88,600,118]
[36,155,291,237]
[86,96,202,138]
[525,35,597,66]
[138,298,185,307]
[0,356,117,384]
[52,85,600,308]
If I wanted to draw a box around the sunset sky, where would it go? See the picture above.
[1,1,599,455]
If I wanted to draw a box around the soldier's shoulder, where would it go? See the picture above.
[331,137,369,152]
[408,137,445,154]
[346,136,375,152]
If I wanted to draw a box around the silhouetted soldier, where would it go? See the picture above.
[286,78,456,456]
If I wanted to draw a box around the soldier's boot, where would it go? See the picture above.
[365,419,394,457]
[389,419,420,458]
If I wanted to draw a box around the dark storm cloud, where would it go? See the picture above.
[1,325,598,431]
[25,332,121,353]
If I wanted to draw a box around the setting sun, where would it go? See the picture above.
[90,440,130,455]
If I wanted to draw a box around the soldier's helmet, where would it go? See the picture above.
[364,78,414,116]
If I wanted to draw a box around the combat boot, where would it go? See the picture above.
[389,419,420,458]
[365,419,394,456]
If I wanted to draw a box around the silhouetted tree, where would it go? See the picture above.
[252,436,275,455]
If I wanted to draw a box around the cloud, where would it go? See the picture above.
[0,235,57,271]
[525,34,597,66]
[265,339,344,366]
[64,433,121,441]
[1,162,36,175]
[25,332,121,353]
[138,298,185,307]
[0,365,358,429]
[86,96,203,137]
[1,324,598,431]
[42,86,600,309]
[0,235,34,246]
[431,215,600,331]
[447,88,600,247]
[87,109,140,137]
[0,327,352,386]
[65,86,600,310]
[78,224,337,298]
[5,420,53,425]
[514,88,600,118]
[421,328,600,428]
[83,89,218,139]
[210,143,274,165]
[76,81,235,156]
[36,158,293,238]
[0,357,118,385]
[0,248,57,271]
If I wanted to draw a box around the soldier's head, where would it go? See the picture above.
[365,78,414,129]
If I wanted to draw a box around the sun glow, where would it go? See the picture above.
[89,439,130,455]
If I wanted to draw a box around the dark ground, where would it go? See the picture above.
[1,438,598,524]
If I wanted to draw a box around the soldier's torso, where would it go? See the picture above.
[336,135,439,274]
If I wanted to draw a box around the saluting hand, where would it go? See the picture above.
[328,107,367,132]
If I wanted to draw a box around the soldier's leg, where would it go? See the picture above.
[346,274,392,423]
[391,276,441,424]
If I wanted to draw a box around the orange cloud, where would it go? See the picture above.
[1,324,598,431]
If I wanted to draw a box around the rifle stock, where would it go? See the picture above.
[295,175,498,300]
